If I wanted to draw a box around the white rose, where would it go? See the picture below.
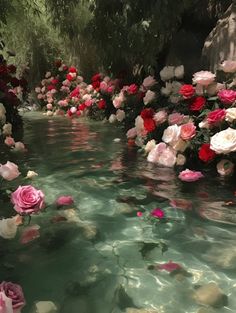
[0,215,22,239]
[143,90,156,105]
[160,66,175,81]
[0,103,6,123]
[26,170,38,179]
[154,110,167,124]
[135,116,145,135]
[162,124,180,145]
[176,154,186,166]
[45,71,51,78]
[225,108,236,122]
[116,109,125,122]
[192,71,216,86]
[210,127,236,154]
[70,107,77,114]
[109,114,117,123]
[171,138,188,152]
[2,123,12,136]
[144,139,156,153]
[46,110,53,116]
[158,146,176,167]
[12,142,25,152]
[174,65,184,79]
[171,81,182,94]
[147,142,166,163]
[199,119,210,129]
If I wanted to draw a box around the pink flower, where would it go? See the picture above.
[178,169,204,182]
[0,161,20,181]
[142,76,156,89]
[126,127,137,139]
[153,111,167,125]
[137,211,143,217]
[207,109,226,125]
[218,89,236,105]
[12,142,26,152]
[0,290,13,313]
[0,282,25,311]
[150,208,165,218]
[220,60,236,73]
[113,92,125,108]
[4,136,15,147]
[127,84,138,94]
[180,122,196,140]
[192,71,215,86]
[11,185,45,215]
[46,103,53,110]
[147,142,177,167]
[56,195,74,206]
[168,113,185,125]
[156,261,182,272]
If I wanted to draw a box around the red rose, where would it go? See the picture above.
[141,108,154,119]
[69,66,77,73]
[98,99,106,109]
[92,80,100,89]
[47,84,56,91]
[78,103,86,111]
[51,78,59,85]
[198,143,216,162]
[144,118,156,132]
[207,109,226,124]
[189,96,206,111]
[66,73,74,81]
[70,87,80,98]
[127,84,138,94]
[92,73,101,82]
[179,84,195,99]
[63,65,68,71]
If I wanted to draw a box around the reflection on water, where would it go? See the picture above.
[1,112,236,313]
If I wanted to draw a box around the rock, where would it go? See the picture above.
[33,301,58,313]
[203,245,236,269]
[126,308,158,313]
[193,282,228,308]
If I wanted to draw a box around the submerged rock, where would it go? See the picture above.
[203,245,236,269]
[32,301,58,313]
[192,282,228,308]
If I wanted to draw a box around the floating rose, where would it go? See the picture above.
[0,281,25,312]
[11,185,45,215]
[178,169,204,182]
[56,195,74,207]
[150,208,165,219]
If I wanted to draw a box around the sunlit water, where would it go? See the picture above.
[1,112,236,313]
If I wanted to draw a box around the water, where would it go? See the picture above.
[1,112,236,313]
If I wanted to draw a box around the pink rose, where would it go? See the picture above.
[168,113,185,125]
[46,103,53,110]
[12,142,26,152]
[4,136,15,147]
[178,169,204,182]
[147,142,176,167]
[11,185,45,215]
[127,84,138,94]
[207,109,226,125]
[142,76,156,89]
[150,208,165,219]
[0,281,25,311]
[180,122,196,140]
[218,89,236,105]
[126,127,137,139]
[0,161,20,181]
[220,60,236,73]
[56,195,74,206]
[192,71,215,86]
[154,110,167,125]
[113,92,125,108]
[216,159,234,176]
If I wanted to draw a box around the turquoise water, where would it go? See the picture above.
[1,112,236,313]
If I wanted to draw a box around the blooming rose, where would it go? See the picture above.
[126,127,137,139]
[2,123,12,136]
[0,290,13,313]
[98,99,106,109]
[180,122,196,140]
[168,113,185,125]
[135,116,146,136]
[45,71,51,78]
[12,142,26,152]
[210,127,236,154]
[174,65,184,79]
[113,92,125,108]
[192,71,215,86]
[0,215,22,239]
[140,108,154,119]
[116,109,125,122]
[11,185,45,215]
[70,107,77,114]
[0,161,20,181]
[109,114,117,123]
[4,136,15,147]
[218,89,236,105]
[220,60,236,73]
[142,76,156,89]
[127,84,138,94]
[161,82,172,96]
[178,169,204,182]
[198,143,216,162]
[179,84,195,99]
[143,118,156,133]
[46,103,53,110]
[56,195,74,206]
[225,108,236,122]
[150,208,165,218]
[189,96,206,111]
[147,142,176,167]
[216,159,234,176]
[0,282,25,311]
[162,124,180,144]
[143,90,156,105]
[207,109,226,125]
[160,66,175,81]
[176,154,186,166]
[154,111,167,124]
[144,139,156,153]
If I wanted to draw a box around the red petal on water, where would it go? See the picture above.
[156,261,182,272]
[20,225,40,244]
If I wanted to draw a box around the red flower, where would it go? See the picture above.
[198,143,216,162]
[141,108,154,119]
[47,85,56,91]
[127,84,138,94]
[54,59,62,67]
[151,208,165,219]
[189,96,206,111]
[92,73,101,82]
[7,64,17,73]
[179,84,195,99]
[98,99,106,109]
[70,87,80,98]
[78,103,86,111]
[144,118,156,133]
[69,66,77,73]
[51,78,59,85]
[207,109,226,124]
[63,65,68,71]
[92,80,100,89]
[66,73,74,81]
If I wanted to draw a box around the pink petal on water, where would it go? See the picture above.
[20,225,40,244]
[156,261,182,272]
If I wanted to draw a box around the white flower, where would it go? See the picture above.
[2,123,12,136]
[12,141,25,152]
[0,215,22,239]
[0,103,6,123]
[210,127,236,154]
[142,76,156,89]
[176,154,186,166]
[70,107,77,114]
[143,90,156,105]
[199,119,210,129]
[26,170,38,179]
[162,124,180,145]
[135,116,145,136]
[160,66,175,81]
[154,110,167,124]
[174,65,184,79]
[220,60,236,73]
[109,114,117,123]
[171,81,182,94]
[116,109,125,122]
[225,108,236,122]
[46,110,53,116]
[45,71,51,78]
[192,71,215,86]
[144,139,156,153]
